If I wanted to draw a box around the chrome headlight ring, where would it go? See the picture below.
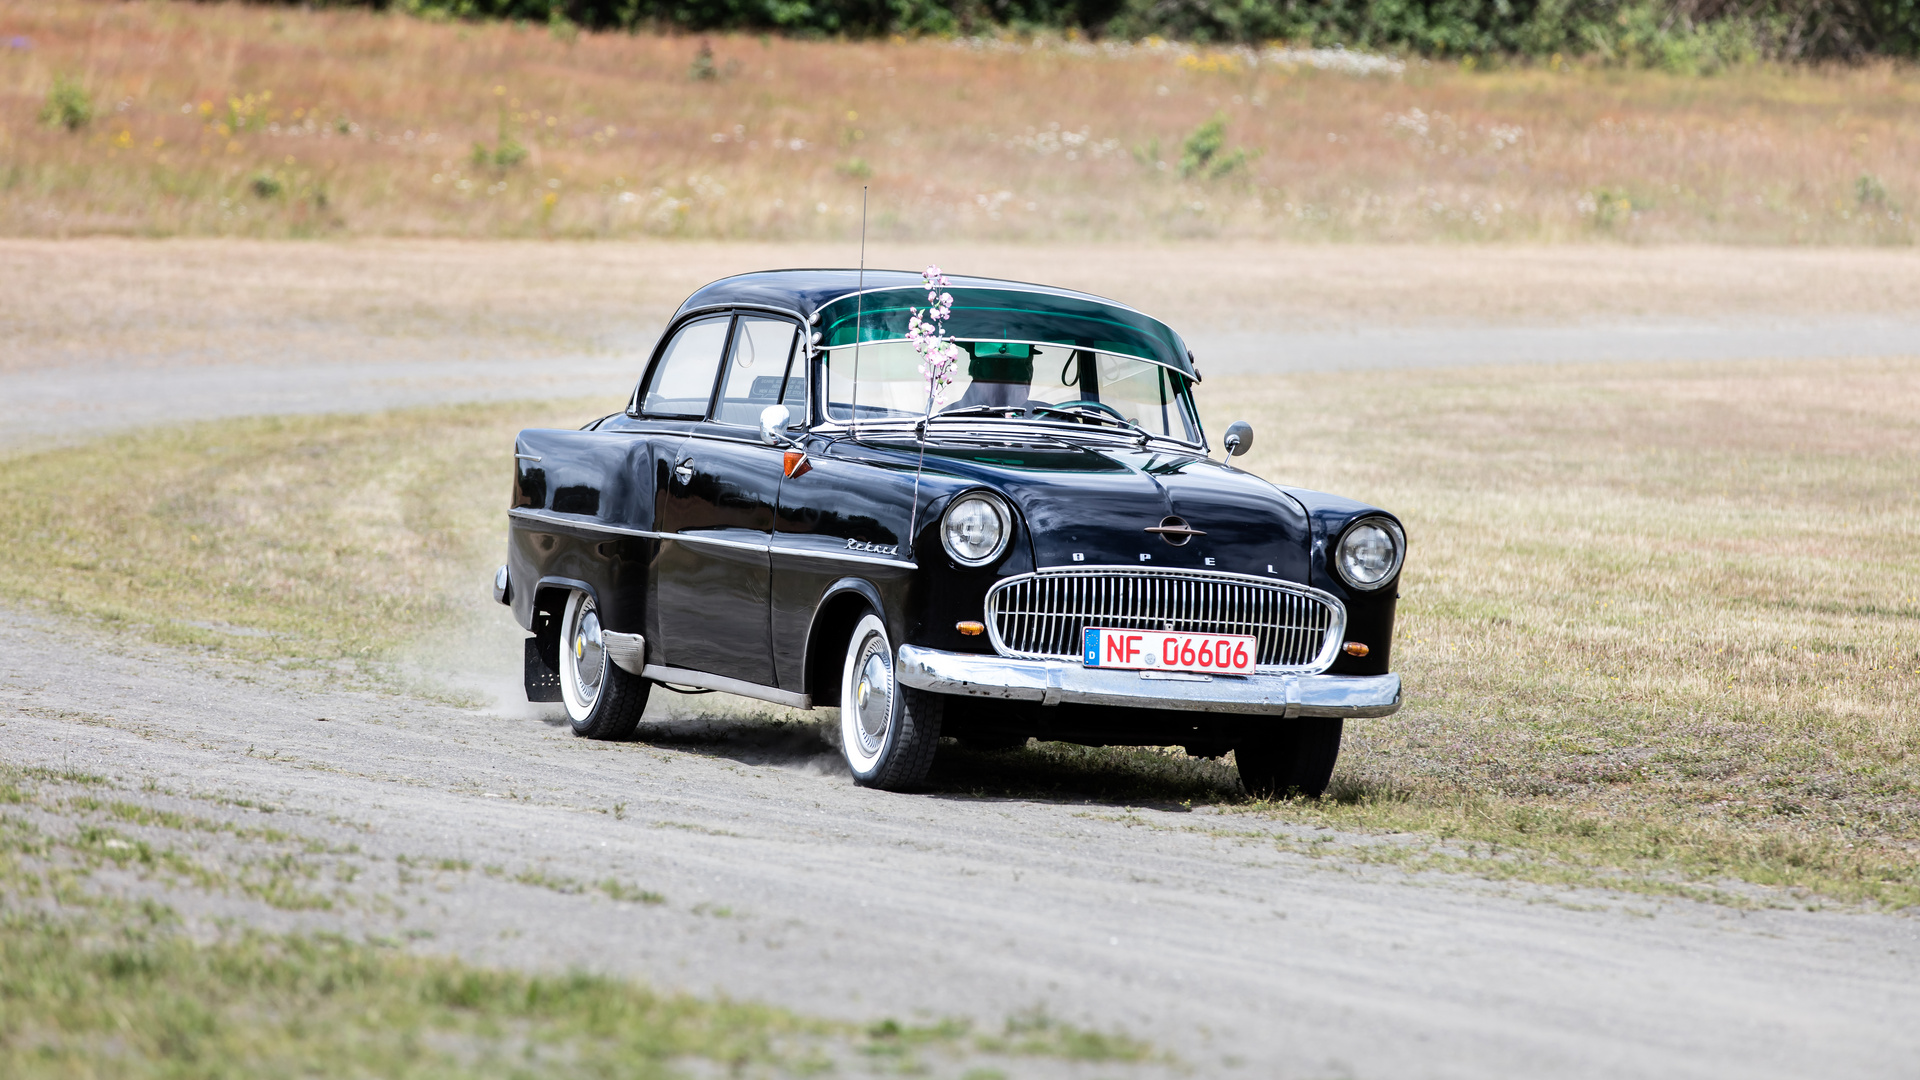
[1334,516,1405,591]
[940,491,1013,567]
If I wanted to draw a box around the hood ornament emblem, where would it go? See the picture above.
[1144,516,1205,546]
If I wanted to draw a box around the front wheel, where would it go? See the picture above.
[839,613,943,790]
[1234,719,1343,799]
[559,589,650,741]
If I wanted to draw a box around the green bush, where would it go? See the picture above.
[1178,113,1252,179]
[39,75,92,132]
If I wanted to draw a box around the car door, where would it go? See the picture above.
[653,313,803,687]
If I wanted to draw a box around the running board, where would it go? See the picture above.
[641,664,811,710]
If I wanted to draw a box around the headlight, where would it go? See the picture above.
[941,492,1011,567]
[1334,517,1404,591]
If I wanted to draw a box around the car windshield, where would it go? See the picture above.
[821,341,1201,443]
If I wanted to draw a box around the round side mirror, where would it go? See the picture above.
[758,404,793,446]
[1223,420,1254,458]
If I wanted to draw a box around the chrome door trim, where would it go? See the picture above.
[768,542,918,570]
[511,508,916,569]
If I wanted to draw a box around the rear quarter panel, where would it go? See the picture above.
[507,427,670,637]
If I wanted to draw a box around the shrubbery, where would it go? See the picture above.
[356,0,1920,60]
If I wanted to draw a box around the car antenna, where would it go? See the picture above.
[851,185,867,442]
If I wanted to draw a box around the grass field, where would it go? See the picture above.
[3,0,1917,242]
[2,357,1915,910]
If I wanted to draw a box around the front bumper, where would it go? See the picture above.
[895,646,1401,719]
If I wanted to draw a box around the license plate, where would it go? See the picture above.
[1082,627,1258,674]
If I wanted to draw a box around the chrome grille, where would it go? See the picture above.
[985,566,1345,673]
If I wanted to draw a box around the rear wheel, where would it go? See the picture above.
[839,613,943,790]
[1234,719,1343,799]
[559,589,649,741]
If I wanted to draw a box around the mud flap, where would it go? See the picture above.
[524,637,563,702]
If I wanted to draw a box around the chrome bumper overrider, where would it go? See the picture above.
[894,646,1401,718]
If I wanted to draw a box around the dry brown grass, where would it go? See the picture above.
[3,0,1917,242]
[1200,357,1920,907]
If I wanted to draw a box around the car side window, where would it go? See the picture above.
[640,316,732,418]
[713,316,801,427]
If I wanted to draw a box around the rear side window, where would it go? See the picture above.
[713,317,801,427]
[641,316,731,417]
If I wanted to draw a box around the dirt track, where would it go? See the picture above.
[5,239,1920,1076]
[9,239,1920,446]
[5,607,1918,1078]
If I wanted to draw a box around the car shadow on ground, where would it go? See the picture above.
[628,713,850,774]
[925,740,1246,810]
[610,706,1252,809]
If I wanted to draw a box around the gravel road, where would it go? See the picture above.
[6,239,1920,1076]
[4,609,1918,1079]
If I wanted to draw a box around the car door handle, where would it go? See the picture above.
[673,459,693,484]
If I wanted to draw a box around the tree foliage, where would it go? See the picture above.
[345,0,1920,58]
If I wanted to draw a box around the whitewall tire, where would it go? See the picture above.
[838,613,943,790]
[559,589,649,740]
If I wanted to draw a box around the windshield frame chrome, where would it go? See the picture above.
[811,340,1207,451]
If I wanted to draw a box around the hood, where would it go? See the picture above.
[900,437,1313,583]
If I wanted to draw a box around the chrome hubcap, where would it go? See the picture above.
[854,639,892,752]
[572,607,604,700]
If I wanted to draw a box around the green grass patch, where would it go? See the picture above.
[0,915,830,1079]
[0,401,598,665]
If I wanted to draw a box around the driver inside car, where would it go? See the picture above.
[948,343,1103,416]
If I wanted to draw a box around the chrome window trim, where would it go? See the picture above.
[807,416,1205,453]
[812,282,1160,323]
[984,565,1348,675]
[812,343,1203,449]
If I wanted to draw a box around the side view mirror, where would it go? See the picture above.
[759,404,794,447]
[1223,420,1254,458]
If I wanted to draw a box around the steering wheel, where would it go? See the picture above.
[1037,399,1127,423]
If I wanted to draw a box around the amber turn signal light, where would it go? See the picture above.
[1343,641,1370,657]
[957,621,986,636]
[783,450,810,478]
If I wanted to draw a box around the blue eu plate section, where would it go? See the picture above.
[1083,627,1101,665]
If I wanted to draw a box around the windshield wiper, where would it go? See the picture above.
[1028,403,1140,431]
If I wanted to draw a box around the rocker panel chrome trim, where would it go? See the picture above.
[640,664,812,709]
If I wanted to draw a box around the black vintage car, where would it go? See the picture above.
[496,269,1404,795]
